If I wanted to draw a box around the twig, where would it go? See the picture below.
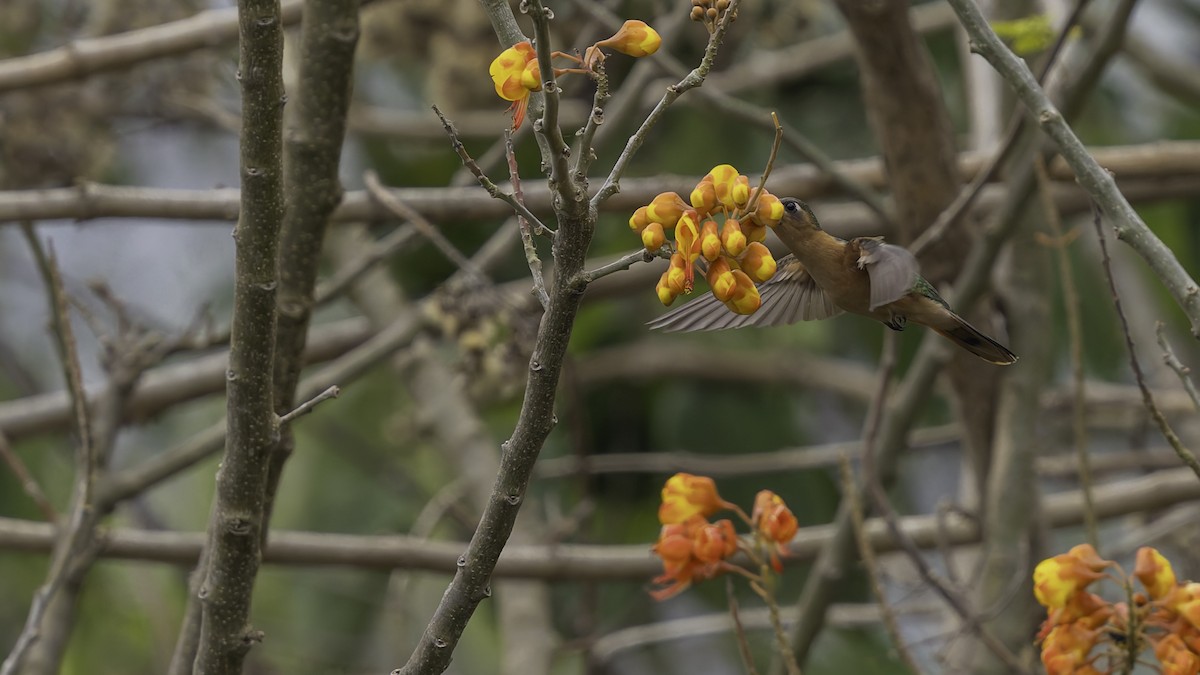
[745,112,784,216]
[1155,322,1200,412]
[1091,206,1200,480]
[278,385,340,426]
[579,248,661,284]
[590,0,741,209]
[912,0,1089,258]
[726,578,761,675]
[506,132,550,309]
[364,171,494,288]
[432,105,552,233]
[947,0,1200,337]
[526,0,580,210]
[0,428,57,523]
[4,225,97,675]
[1035,157,1096,546]
[314,224,420,304]
[839,452,920,674]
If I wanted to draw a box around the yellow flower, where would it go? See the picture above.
[488,42,540,129]
[599,20,662,58]
[489,42,538,100]
[658,473,727,524]
[1033,544,1110,610]
[665,252,688,295]
[1135,546,1177,600]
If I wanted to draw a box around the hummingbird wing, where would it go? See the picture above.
[647,255,843,332]
[853,237,920,310]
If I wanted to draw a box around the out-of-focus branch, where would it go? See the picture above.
[1093,208,1200,479]
[0,1,301,94]
[265,0,360,541]
[948,0,1200,338]
[191,0,285,671]
[1,142,1199,224]
[0,317,367,442]
[2,229,94,675]
[2,465,1198,574]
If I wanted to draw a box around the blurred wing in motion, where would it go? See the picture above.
[647,255,843,332]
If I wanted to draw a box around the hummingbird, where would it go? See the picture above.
[648,197,1018,365]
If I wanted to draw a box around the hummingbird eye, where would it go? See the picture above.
[784,200,798,213]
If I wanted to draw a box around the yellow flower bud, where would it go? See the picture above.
[707,164,739,210]
[666,252,688,295]
[690,176,719,215]
[601,20,662,58]
[740,242,776,282]
[706,257,737,302]
[656,271,678,306]
[720,218,747,257]
[629,206,651,232]
[755,192,784,227]
[731,175,750,208]
[641,221,665,251]
[742,221,767,243]
[724,270,760,315]
[646,192,689,228]
[699,220,722,262]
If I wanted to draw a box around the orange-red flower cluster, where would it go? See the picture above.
[488,21,660,129]
[629,165,784,314]
[1034,545,1200,675]
[650,474,798,601]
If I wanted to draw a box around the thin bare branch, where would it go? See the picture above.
[1091,207,1200,480]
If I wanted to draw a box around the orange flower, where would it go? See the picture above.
[489,42,540,129]
[641,221,665,252]
[1040,623,1102,675]
[707,164,740,210]
[658,473,728,524]
[1170,582,1200,631]
[1033,544,1111,610]
[1136,547,1178,601]
[1154,634,1200,675]
[752,490,798,571]
[693,519,738,563]
[650,515,727,600]
[665,252,687,295]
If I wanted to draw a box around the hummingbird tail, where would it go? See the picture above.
[931,312,1018,365]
